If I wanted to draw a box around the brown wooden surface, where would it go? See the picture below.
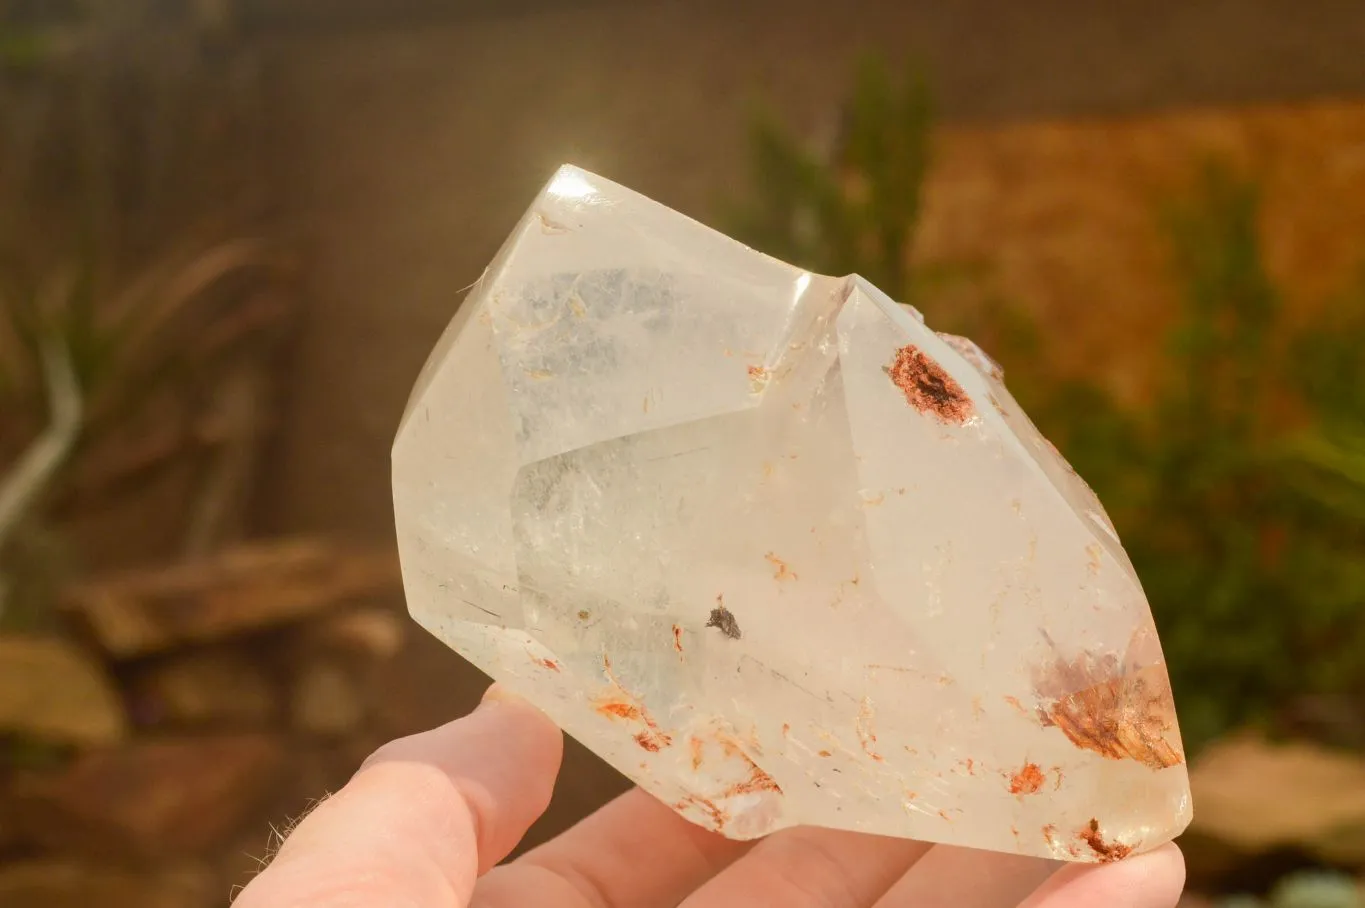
[64,540,401,658]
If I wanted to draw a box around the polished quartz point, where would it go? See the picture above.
[392,165,1192,862]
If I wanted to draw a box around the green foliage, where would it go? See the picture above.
[1063,164,1365,748]
[0,239,278,454]
[1221,870,1363,908]
[0,2,284,628]
[729,54,931,303]
[0,239,285,629]
[0,27,56,70]
[730,61,1365,750]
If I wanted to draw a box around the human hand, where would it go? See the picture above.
[234,684,1186,907]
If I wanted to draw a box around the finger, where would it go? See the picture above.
[680,827,931,908]
[1019,844,1186,908]
[234,685,564,908]
[474,787,752,908]
[873,844,1057,907]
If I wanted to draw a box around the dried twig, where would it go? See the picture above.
[182,362,266,557]
[0,340,82,554]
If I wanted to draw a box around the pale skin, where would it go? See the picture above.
[234,685,1186,907]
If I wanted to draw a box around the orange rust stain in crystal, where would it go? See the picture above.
[530,655,561,672]
[724,764,782,798]
[855,697,884,762]
[781,722,791,738]
[818,749,833,758]
[675,794,728,831]
[885,344,974,424]
[1079,819,1133,863]
[748,365,768,381]
[1035,655,1185,770]
[709,732,784,797]
[635,728,671,752]
[1003,695,1028,716]
[1009,762,1046,795]
[634,719,673,751]
[595,699,641,721]
[765,552,797,581]
[672,624,684,654]
[594,657,673,750]
[675,736,782,832]
[1043,824,1059,848]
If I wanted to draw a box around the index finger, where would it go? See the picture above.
[234,685,564,907]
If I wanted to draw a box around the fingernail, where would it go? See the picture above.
[479,683,522,708]
[478,684,554,724]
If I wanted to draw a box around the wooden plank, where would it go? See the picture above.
[63,538,402,658]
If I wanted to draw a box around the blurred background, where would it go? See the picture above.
[1,1,1363,905]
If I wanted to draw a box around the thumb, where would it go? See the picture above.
[235,685,563,906]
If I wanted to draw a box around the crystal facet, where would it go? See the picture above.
[392,165,1192,862]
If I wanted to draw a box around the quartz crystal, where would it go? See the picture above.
[392,165,1193,862]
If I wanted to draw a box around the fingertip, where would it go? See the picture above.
[1142,843,1187,905]
[1108,843,1186,906]
[461,685,566,869]
[1022,842,1188,908]
[479,681,526,707]
[477,683,566,761]
[366,683,565,870]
